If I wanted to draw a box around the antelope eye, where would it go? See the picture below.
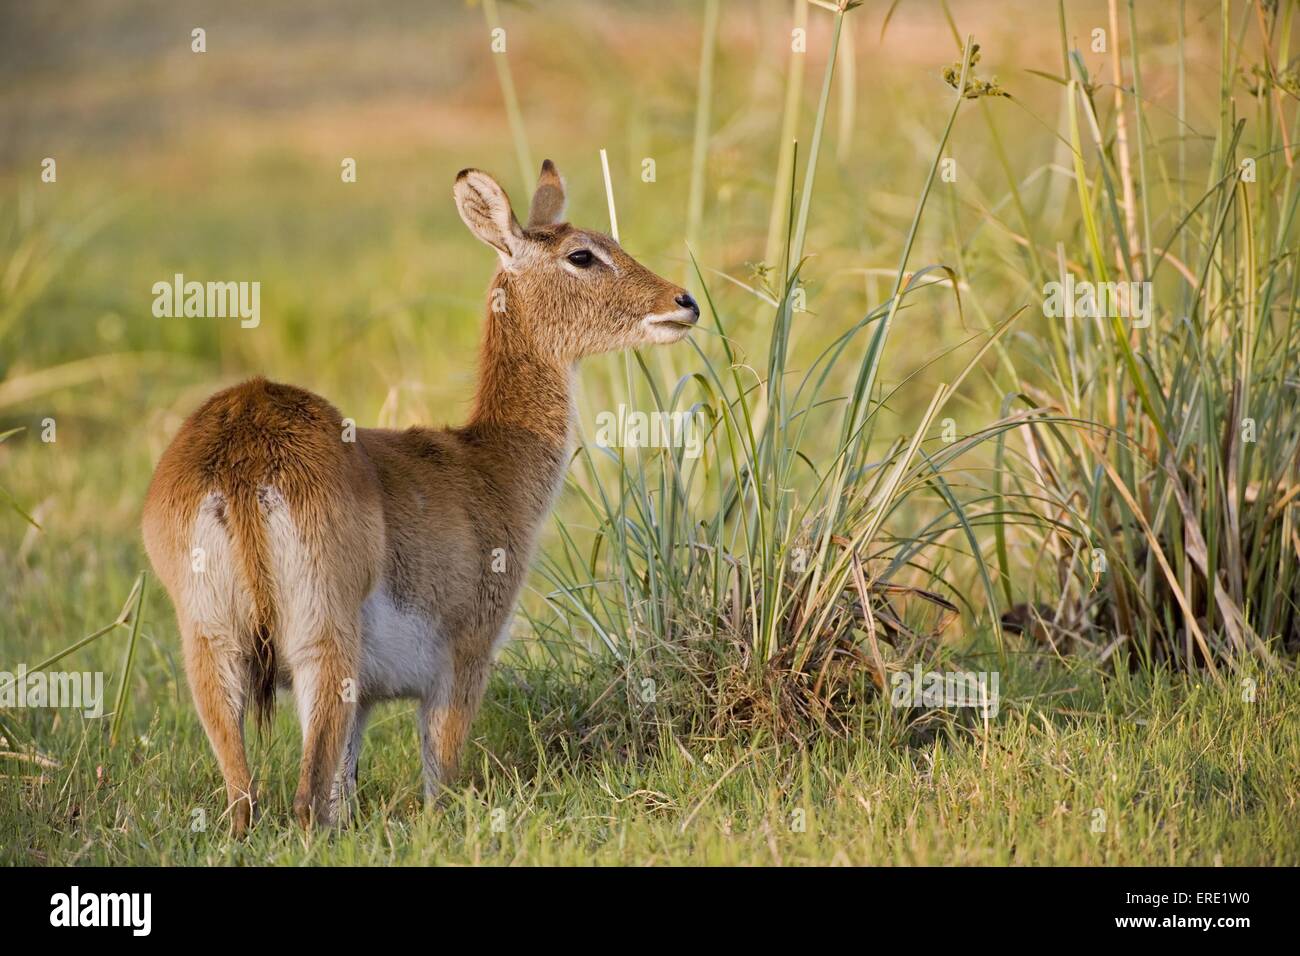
[566,249,595,268]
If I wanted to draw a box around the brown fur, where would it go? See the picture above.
[142,162,697,834]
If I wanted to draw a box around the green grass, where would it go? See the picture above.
[3,0,1299,865]
[3,556,1297,865]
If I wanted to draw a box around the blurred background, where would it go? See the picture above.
[1,0,1223,644]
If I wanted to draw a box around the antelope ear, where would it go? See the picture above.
[454,169,524,258]
[527,159,567,228]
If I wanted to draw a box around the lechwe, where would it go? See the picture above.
[142,161,699,833]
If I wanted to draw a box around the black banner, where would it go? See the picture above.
[0,866,1283,943]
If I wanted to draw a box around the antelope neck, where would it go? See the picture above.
[462,278,574,524]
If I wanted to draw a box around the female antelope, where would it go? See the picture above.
[142,162,699,833]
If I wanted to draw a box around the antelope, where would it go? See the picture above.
[142,161,699,833]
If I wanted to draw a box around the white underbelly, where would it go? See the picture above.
[358,587,449,701]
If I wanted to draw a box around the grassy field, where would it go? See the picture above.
[7,648,1300,865]
[3,0,1299,865]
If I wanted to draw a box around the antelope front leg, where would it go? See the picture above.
[329,701,370,822]
[419,648,492,800]
[289,625,359,829]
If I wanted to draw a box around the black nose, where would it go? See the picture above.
[675,292,700,318]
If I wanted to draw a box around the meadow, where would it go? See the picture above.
[2,0,1298,865]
